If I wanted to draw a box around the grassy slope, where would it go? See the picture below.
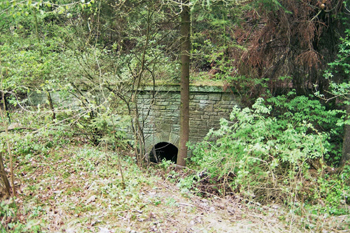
[1,141,349,232]
[0,142,303,232]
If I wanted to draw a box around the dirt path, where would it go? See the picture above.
[131,179,288,233]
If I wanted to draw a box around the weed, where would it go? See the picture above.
[165,198,178,207]
[177,175,196,193]
[159,159,174,170]
[153,199,162,206]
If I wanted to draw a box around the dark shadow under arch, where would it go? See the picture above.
[149,142,178,164]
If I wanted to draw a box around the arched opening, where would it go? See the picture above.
[149,142,178,164]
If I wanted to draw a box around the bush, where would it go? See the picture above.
[190,96,342,204]
[267,93,343,164]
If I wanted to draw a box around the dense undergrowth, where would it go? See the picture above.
[186,95,350,229]
[0,113,293,232]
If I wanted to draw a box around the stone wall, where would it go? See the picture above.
[27,85,238,154]
[136,85,237,153]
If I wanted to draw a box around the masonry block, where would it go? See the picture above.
[209,94,222,101]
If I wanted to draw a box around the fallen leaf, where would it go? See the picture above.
[85,195,97,205]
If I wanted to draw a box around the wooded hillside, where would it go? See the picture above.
[0,0,350,232]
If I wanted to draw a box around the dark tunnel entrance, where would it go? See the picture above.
[149,142,178,164]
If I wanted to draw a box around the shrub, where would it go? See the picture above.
[190,97,341,204]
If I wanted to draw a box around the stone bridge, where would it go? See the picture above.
[28,85,237,161]
[136,85,237,161]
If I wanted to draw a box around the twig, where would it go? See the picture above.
[0,127,37,133]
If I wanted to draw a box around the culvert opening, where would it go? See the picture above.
[149,142,178,164]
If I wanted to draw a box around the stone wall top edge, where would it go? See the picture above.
[138,85,232,93]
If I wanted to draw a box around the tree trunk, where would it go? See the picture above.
[0,76,14,196]
[341,104,350,166]
[177,1,190,166]
[0,152,10,196]
[46,91,56,121]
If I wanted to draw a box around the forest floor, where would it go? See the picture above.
[1,143,349,232]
